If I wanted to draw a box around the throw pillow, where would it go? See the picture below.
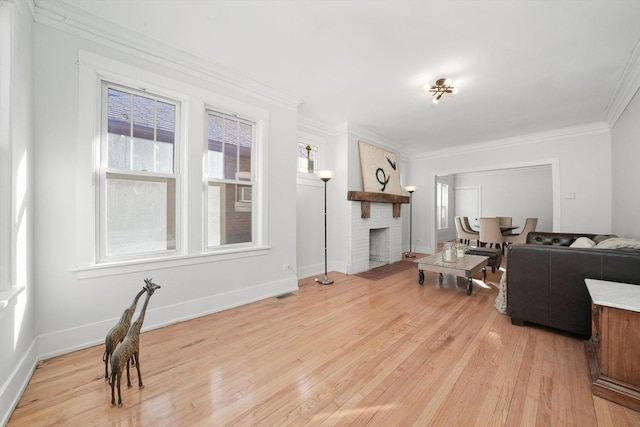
[594,237,640,249]
[570,237,596,248]
[593,234,616,244]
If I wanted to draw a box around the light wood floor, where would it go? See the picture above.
[8,259,640,426]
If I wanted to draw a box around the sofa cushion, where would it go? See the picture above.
[570,237,596,248]
[595,237,640,249]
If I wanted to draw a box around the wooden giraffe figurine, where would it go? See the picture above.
[110,278,161,406]
[103,286,147,379]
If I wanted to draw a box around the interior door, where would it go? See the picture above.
[455,186,481,227]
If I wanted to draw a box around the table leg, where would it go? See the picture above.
[482,267,486,281]
[418,270,424,285]
[467,278,473,295]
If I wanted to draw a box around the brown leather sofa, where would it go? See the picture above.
[506,232,640,337]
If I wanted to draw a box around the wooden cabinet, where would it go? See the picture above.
[585,280,640,411]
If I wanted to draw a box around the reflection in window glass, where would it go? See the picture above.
[107,87,176,174]
[206,111,254,248]
[207,113,252,180]
[207,182,252,246]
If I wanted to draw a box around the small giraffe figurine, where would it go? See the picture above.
[103,286,147,379]
[110,278,161,406]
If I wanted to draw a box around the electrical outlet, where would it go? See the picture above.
[282,264,291,270]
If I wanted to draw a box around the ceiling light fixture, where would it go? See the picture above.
[426,78,458,104]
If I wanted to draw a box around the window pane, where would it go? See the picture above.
[438,183,449,229]
[132,136,154,172]
[133,95,155,140]
[107,89,132,170]
[105,175,176,256]
[207,182,252,246]
[207,115,224,179]
[156,101,175,144]
[223,128,238,180]
[154,141,172,174]
[108,133,131,170]
[298,143,317,173]
[207,113,253,180]
[238,122,252,179]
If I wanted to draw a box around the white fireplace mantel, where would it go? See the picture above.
[347,191,409,218]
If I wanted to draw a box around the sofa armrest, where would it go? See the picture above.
[507,242,640,337]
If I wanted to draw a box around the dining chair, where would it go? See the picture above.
[505,218,538,245]
[462,217,480,246]
[498,216,512,227]
[462,217,475,233]
[479,217,506,252]
[455,216,479,246]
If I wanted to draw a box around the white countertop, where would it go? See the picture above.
[585,279,640,313]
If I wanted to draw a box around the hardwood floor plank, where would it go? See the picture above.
[8,263,640,426]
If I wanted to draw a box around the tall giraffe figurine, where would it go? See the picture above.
[110,278,161,406]
[103,286,147,379]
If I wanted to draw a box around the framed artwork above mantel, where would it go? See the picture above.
[358,141,402,195]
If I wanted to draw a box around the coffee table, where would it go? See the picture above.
[414,253,489,295]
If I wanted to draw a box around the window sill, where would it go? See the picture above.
[0,286,26,311]
[73,246,271,279]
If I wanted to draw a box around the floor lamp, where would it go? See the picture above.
[404,185,417,258]
[315,170,335,285]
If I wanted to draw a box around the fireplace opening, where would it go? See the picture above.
[369,228,390,269]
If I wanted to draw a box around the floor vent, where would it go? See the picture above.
[276,292,295,300]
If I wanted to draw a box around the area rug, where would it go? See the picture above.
[494,270,508,314]
[355,260,415,281]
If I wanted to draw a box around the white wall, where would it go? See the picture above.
[611,88,640,239]
[405,124,613,255]
[0,0,37,424]
[296,122,332,279]
[454,166,553,233]
[30,21,298,358]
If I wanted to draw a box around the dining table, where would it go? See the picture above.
[472,224,520,235]
[498,225,519,235]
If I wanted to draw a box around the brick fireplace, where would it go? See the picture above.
[347,202,402,274]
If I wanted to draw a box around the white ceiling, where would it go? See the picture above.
[36,0,640,154]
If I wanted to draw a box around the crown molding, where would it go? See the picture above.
[605,37,640,127]
[347,122,402,153]
[1,0,34,17]
[297,114,337,137]
[32,0,302,110]
[410,122,611,161]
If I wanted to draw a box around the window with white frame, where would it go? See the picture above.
[206,110,254,248]
[99,82,180,260]
[297,142,318,174]
[437,182,449,230]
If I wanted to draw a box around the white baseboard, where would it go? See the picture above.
[295,262,324,280]
[0,339,38,427]
[37,275,299,360]
[2,276,298,424]
[297,260,348,280]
